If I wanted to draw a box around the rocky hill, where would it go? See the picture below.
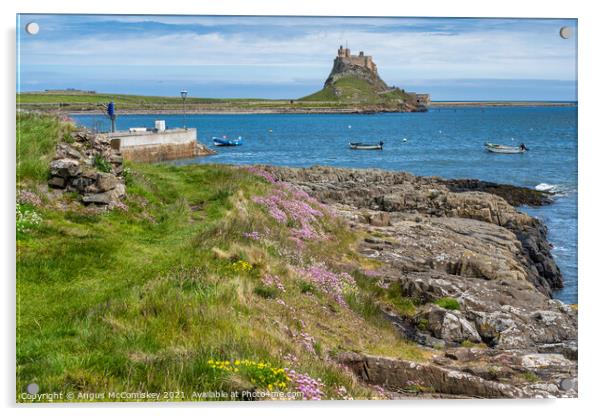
[300,46,429,112]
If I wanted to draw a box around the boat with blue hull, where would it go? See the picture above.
[213,136,243,146]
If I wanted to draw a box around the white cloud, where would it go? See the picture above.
[19,17,577,84]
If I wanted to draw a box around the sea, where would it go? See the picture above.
[72,106,578,304]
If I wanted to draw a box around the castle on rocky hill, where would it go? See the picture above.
[336,45,377,74]
[306,45,430,111]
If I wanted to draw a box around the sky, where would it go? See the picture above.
[17,14,578,101]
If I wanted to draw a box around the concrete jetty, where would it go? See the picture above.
[109,127,214,163]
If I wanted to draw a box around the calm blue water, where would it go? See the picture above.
[73,107,578,303]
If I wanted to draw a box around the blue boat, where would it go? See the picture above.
[213,136,243,146]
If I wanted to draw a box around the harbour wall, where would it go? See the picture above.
[109,128,213,162]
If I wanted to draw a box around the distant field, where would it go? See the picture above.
[17,92,275,105]
[16,91,397,113]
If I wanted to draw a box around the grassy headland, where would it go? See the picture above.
[16,113,426,402]
[299,76,409,104]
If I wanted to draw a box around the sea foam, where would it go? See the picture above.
[536,183,558,193]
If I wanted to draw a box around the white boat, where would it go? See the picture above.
[485,142,528,154]
[349,141,384,150]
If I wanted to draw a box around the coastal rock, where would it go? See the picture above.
[366,211,391,226]
[414,304,482,344]
[263,165,577,397]
[387,270,577,352]
[338,351,576,398]
[50,158,81,178]
[265,165,561,295]
[443,178,553,206]
[196,143,216,156]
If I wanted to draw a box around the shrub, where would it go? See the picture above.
[208,359,290,391]
[122,167,133,185]
[299,281,314,294]
[229,260,253,274]
[522,371,540,382]
[254,285,278,299]
[434,297,460,311]
[16,203,42,234]
[93,154,112,173]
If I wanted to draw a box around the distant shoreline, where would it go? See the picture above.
[63,101,577,116]
[430,101,576,107]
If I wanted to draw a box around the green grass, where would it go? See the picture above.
[17,92,345,112]
[300,76,409,105]
[520,371,540,383]
[16,114,427,402]
[434,297,461,311]
[17,92,273,105]
[16,89,406,113]
[17,112,75,183]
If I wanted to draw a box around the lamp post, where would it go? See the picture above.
[180,89,188,129]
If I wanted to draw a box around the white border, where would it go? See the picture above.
[3,1,601,415]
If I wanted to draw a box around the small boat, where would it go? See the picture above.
[485,142,528,154]
[349,141,384,150]
[213,136,243,146]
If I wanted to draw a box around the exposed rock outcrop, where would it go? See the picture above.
[263,165,577,398]
[338,352,577,398]
[264,166,561,295]
[324,56,389,94]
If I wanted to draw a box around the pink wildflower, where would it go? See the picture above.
[108,200,128,211]
[295,264,357,306]
[297,331,316,353]
[245,166,277,183]
[285,369,325,400]
[283,353,299,364]
[17,190,42,207]
[243,231,261,240]
[335,385,353,400]
[262,274,286,292]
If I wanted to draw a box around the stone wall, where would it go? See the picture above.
[48,131,126,206]
[406,92,431,108]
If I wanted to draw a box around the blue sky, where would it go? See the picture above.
[17,14,577,101]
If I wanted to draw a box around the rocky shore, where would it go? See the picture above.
[265,165,577,398]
